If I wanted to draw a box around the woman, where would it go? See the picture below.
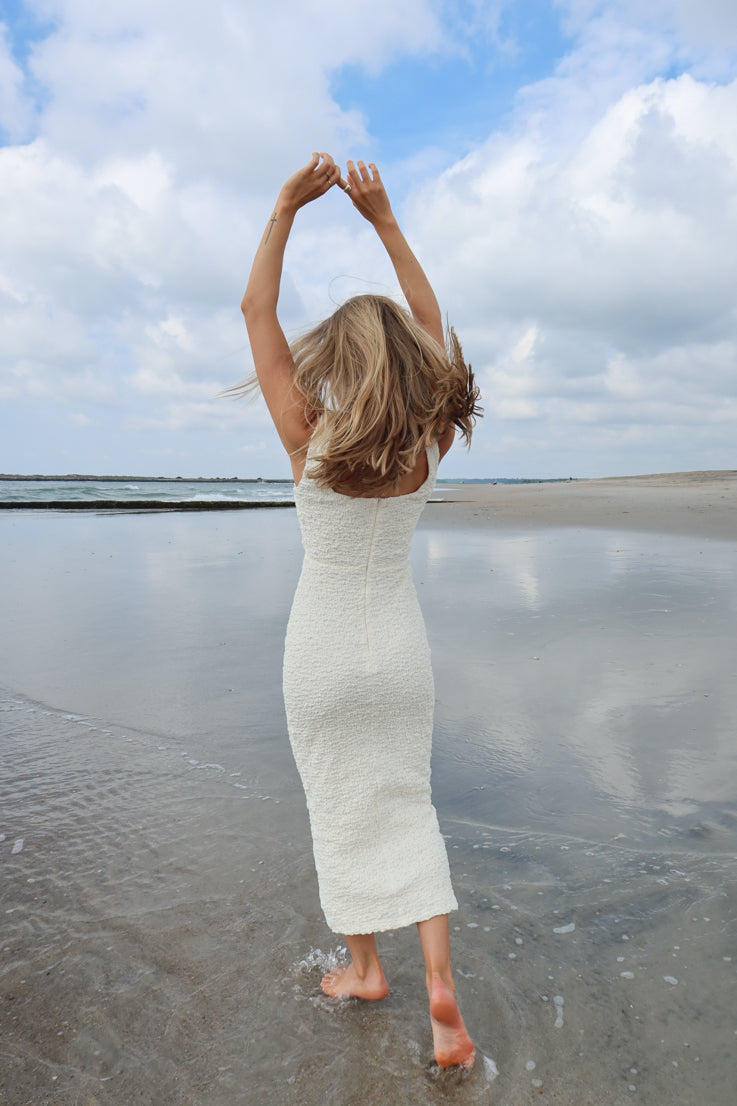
[239,152,480,1069]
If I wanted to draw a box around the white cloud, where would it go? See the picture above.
[557,0,737,47]
[0,0,454,473]
[407,66,737,473]
[22,0,444,179]
[1,0,736,476]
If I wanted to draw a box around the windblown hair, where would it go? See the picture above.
[233,294,481,494]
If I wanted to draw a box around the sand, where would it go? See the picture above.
[437,470,737,540]
[1,473,736,1105]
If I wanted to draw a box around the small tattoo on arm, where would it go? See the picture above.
[264,212,277,245]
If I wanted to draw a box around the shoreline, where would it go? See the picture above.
[2,470,735,538]
[0,499,296,511]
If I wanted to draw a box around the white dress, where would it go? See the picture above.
[283,439,458,934]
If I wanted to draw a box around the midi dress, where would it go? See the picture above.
[282,438,458,935]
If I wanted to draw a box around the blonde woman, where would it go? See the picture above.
[239,152,480,1069]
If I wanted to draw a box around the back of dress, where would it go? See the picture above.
[282,439,458,935]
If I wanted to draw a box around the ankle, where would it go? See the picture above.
[352,957,383,981]
[427,969,455,995]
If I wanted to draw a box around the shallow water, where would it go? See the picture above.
[1,510,736,1104]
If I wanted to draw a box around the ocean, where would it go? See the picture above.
[0,475,565,509]
[0,477,296,507]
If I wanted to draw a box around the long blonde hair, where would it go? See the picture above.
[232,294,481,493]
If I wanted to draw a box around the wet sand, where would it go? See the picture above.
[1,473,736,1105]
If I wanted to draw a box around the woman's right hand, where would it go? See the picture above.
[277,152,341,214]
[339,160,396,228]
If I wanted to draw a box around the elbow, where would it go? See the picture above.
[240,285,262,319]
[416,311,444,347]
[241,291,273,324]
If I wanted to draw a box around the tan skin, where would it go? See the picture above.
[241,153,455,491]
[241,153,474,1070]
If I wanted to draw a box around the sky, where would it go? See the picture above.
[1,0,736,479]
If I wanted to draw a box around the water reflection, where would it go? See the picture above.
[0,510,302,744]
[415,523,737,846]
[3,511,735,844]
[3,512,737,1102]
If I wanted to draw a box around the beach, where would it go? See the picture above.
[440,469,737,539]
[1,473,736,1105]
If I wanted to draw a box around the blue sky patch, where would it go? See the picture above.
[331,0,571,162]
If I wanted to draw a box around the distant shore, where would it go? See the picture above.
[2,469,734,485]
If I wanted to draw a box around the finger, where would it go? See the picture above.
[337,175,354,197]
[326,162,341,188]
[316,151,335,177]
[368,161,380,181]
[356,159,371,182]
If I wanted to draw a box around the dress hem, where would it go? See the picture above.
[325,895,459,936]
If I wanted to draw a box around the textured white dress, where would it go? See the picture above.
[283,439,458,935]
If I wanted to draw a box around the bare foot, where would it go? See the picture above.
[320,961,389,1000]
[429,977,475,1069]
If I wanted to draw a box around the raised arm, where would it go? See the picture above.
[241,152,340,457]
[338,160,443,347]
[339,159,453,456]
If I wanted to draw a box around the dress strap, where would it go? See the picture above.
[427,439,440,482]
[302,433,322,477]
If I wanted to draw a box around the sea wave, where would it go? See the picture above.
[0,479,296,505]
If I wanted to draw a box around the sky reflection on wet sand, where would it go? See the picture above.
[2,510,736,1103]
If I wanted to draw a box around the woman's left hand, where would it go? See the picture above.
[338,160,395,229]
[277,152,340,213]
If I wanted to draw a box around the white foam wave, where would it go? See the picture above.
[192,493,241,502]
[295,946,348,975]
[483,1054,499,1081]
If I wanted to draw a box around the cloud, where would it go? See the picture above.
[556,0,737,48]
[1,0,736,477]
[1,0,455,473]
[21,0,445,180]
[407,65,737,473]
